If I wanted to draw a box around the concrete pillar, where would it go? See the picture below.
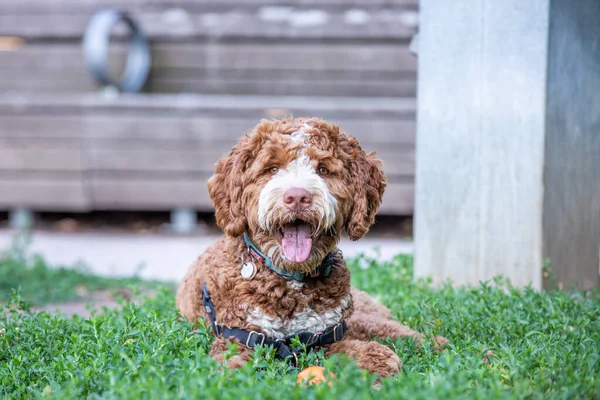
[9,208,34,230]
[414,0,600,290]
[170,208,197,234]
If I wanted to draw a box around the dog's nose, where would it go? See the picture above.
[283,188,312,212]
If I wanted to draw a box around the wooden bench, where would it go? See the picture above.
[0,0,419,218]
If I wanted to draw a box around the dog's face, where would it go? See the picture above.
[208,118,386,272]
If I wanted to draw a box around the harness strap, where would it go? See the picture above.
[201,282,347,367]
[201,282,219,335]
[218,326,300,363]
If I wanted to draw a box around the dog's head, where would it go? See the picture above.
[208,118,386,272]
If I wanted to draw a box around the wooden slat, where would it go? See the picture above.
[150,44,417,72]
[0,176,412,213]
[151,69,414,82]
[0,79,97,93]
[91,177,211,209]
[0,137,81,148]
[87,132,415,151]
[150,77,416,97]
[0,68,413,87]
[0,72,415,97]
[87,145,413,176]
[0,0,418,12]
[0,115,415,144]
[84,117,262,141]
[90,176,412,213]
[0,9,416,40]
[0,149,84,172]
[378,150,414,177]
[0,177,89,210]
[2,43,416,73]
[86,124,414,177]
[0,43,416,96]
[0,44,118,93]
[380,181,413,214]
[0,116,83,138]
[0,93,416,119]
[0,44,124,71]
[87,148,223,173]
[84,116,415,144]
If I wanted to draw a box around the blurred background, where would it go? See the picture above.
[0,0,418,283]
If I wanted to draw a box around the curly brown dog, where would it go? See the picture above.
[176,118,447,377]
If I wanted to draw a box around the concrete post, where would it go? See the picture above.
[170,208,197,234]
[414,0,600,290]
[9,208,34,231]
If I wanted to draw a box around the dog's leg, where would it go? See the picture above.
[350,287,393,319]
[347,312,449,350]
[346,312,422,343]
[209,337,253,369]
[325,339,402,378]
[350,288,449,350]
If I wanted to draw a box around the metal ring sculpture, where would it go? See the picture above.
[82,9,150,93]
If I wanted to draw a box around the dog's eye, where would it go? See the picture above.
[317,166,329,175]
[268,167,279,175]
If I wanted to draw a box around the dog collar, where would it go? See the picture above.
[242,232,333,281]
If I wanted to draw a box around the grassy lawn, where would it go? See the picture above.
[1,244,599,399]
[0,237,168,306]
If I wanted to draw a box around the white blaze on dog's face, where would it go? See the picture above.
[257,126,337,263]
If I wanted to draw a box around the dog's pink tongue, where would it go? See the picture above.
[282,224,312,263]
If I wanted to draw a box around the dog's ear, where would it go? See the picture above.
[342,135,387,241]
[207,144,251,237]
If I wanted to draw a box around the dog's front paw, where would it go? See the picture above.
[225,355,248,369]
[209,337,253,369]
[414,335,450,351]
[327,339,402,378]
[415,335,449,351]
[355,341,402,378]
[433,335,450,351]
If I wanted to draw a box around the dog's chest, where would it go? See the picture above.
[246,281,351,339]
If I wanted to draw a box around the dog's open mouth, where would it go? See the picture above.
[278,220,313,263]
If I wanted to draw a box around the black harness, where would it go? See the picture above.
[200,234,347,366]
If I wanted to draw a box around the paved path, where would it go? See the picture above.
[0,230,413,282]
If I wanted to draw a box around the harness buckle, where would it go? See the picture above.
[201,283,211,303]
[333,322,345,342]
[308,333,320,347]
[273,339,299,367]
[246,331,265,347]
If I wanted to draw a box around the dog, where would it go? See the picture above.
[176,118,447,377]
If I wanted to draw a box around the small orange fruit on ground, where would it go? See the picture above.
[297,366,336,386]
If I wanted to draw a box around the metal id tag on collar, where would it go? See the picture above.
[240,252,257,279]
[241,261,257,279]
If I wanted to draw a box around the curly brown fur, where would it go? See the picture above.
[348,287,421,342]
[209,336,253,369]
[176,118,447,378]
[326,340,402,378]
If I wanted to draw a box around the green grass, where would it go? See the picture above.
[1,246,599,399]
[0,236,168,306]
